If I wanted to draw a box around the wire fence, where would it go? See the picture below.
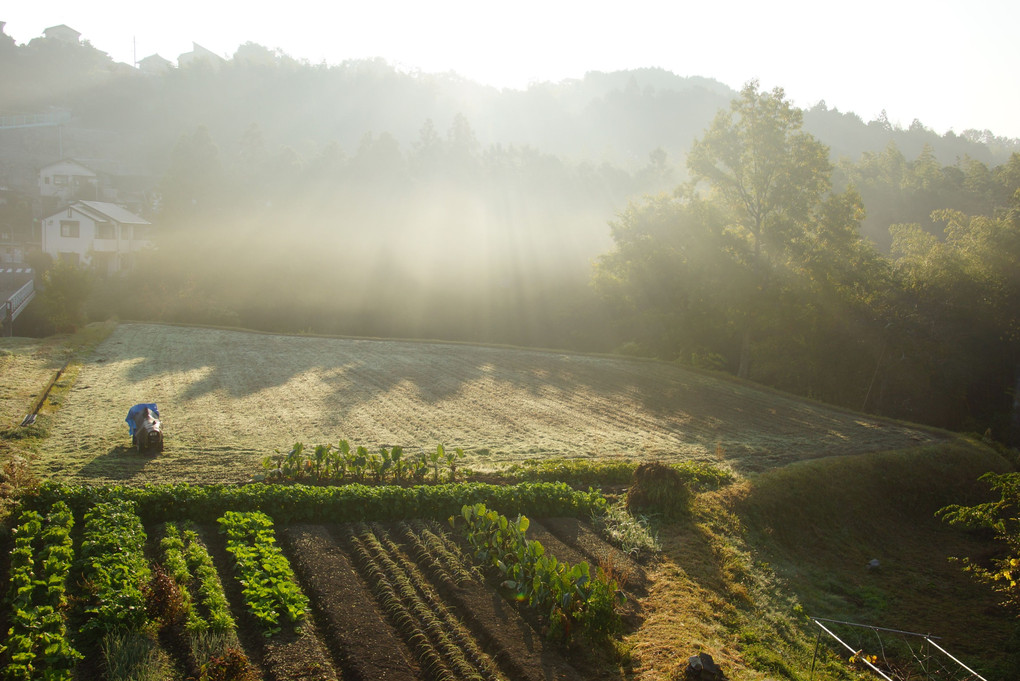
[809,617,986,681]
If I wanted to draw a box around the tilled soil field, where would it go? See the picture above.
[170,517,627,681]
[35,323,941,483]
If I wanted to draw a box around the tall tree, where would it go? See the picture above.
[686,81,831,377]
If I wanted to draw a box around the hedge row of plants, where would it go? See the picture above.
[27,481,607,525]
[0,502,80,681]
[498,457,734,491]
[454,503,623,642]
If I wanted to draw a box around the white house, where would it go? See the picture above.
[39,159,99,201]
[138,53,174,74]
[43,25,81,44]
[178,43,225,69]
[41,201,152,274]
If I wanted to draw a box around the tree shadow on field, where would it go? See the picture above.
[77,444,155,480]
[88,324,940,472]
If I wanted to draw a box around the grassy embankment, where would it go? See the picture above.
[1,322,1017,680]
[627,439,1017,680]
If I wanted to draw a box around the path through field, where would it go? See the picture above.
[37,323,940,483]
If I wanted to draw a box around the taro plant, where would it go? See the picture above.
[258,440,467,486]
[453,503,622,642]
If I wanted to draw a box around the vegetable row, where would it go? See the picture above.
[1,502,298,679]
[1,502,80,681]
[455,503,623,641]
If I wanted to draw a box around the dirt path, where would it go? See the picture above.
[35,323,942,483]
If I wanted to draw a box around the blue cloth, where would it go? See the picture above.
[126,403,159,435]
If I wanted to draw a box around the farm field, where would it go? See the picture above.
[1,484,632,681]
[32,323,942,484]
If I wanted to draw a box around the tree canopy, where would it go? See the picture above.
[595,83,1020,442]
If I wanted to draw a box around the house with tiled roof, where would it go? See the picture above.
[41,201,153,274]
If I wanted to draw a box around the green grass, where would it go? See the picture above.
[728,439,1016,679]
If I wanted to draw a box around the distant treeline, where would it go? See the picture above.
[5,34,1019,443]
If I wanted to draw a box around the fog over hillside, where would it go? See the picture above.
[3,31,1019,443]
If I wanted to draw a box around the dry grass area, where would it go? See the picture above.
[0,336,70,429]
[31,323,943,485]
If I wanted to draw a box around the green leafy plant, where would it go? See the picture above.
[0,502,81,681]
[453,503,623,642]
[217,511,308,636]
[939,472,1020,612]
[160,523,237,637]
[79,498,152,639]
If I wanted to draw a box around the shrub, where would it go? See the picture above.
[625,461,692,519]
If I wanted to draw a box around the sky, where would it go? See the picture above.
[3,0,1019,139]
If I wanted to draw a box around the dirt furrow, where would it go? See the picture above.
[279,524,420,681]
[394,520,585,681]
[535,517,647,594]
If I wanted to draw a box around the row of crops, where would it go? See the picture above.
[2,481,625,680]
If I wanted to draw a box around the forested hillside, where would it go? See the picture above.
[2,31,1018,444]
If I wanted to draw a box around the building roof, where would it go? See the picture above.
[77,201,150,225]
[45,201,150,226]
[43,25,81,41]
[39,158,98,175]
[138,53,173,70]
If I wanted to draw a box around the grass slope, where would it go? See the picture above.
[627,441,1017,680]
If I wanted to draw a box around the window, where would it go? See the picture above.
[54,174,68,185]
[60,220,80,238]
[96,223,115,239]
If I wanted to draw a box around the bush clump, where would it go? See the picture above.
[625,461,692,519]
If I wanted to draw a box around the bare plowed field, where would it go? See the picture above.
[191,519,596,680]
[35,323,940,483]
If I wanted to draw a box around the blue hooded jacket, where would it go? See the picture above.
[126,403,159,436]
